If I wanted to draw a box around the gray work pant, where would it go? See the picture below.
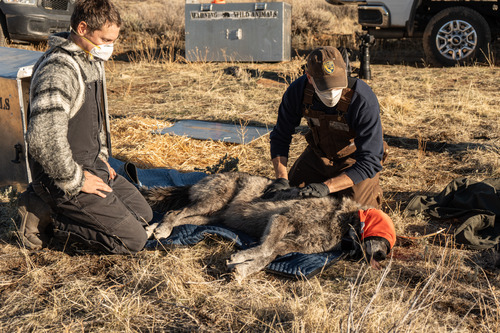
[33,161,153,254]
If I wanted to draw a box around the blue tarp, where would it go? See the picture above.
[108,157,207,188]
[155,119,271,144]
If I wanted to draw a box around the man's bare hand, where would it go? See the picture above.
[82,171,112,198]
[102,159,117,180]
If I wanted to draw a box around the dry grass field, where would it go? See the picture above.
[1,0,500,331]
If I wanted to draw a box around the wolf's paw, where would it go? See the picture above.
[145,222,159,239]
[153,223,173,239]
[228,251,253,266]
[227,260,254,283]
[226,256,250,270]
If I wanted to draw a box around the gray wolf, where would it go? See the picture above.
[143,172,396,281]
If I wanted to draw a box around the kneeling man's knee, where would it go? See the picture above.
[110,217,149,254]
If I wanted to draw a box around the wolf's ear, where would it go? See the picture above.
[341,226,362,258]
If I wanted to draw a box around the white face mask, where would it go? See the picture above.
[89,43,114,61]
[310,78,343,107]
[72,27,115,61]
[314,86,343,107]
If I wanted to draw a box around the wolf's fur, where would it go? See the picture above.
[143,172,389,280]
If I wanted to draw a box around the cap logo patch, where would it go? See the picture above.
[323,60,335,74]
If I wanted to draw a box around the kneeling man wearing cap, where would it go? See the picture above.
[265,46,387,208]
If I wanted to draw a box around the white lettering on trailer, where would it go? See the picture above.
[190,10,278,20]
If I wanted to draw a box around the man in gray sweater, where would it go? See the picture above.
[18,0,152,254]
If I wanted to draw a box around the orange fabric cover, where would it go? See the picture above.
[358,209,396,248]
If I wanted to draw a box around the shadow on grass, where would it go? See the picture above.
[384,134,497,154]
[222,65,297,85]
[113,46,186,63]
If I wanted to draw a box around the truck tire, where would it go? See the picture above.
[423,7,491,66]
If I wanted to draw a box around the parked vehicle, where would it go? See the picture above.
[0,0,73,46]
[326,0,500,66]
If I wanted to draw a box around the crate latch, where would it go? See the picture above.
[255,3,267,10]
[11,143,23,164]
[226,28,243,40]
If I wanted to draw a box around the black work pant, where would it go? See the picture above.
[288,146,383,208]
[33,160,153,254]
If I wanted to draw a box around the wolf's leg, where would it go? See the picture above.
[153,208,196,239]
[229,240,303,282]
[154,206,219,239]
[154,174,247,238]
[227,214,295,280]
[229,215,292,263]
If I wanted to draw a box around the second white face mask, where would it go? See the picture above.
[315,87,343,107]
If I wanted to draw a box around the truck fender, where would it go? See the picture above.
[406,0,422,37]
[0,11,9,46]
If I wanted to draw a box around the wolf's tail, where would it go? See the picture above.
[140,186,192,212]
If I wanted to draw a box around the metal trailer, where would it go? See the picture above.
[0,46,43,190]
[185,2,292,62]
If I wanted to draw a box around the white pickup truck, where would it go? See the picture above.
[326,0,500,66]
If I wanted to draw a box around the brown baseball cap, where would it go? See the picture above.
[306,46,347,91]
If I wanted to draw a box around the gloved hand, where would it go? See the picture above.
[262,178,290,199]
[299,183,330,198]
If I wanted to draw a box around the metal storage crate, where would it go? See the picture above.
[0,47,43,190]
[185,2,292,62]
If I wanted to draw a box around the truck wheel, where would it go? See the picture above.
[423,7,491,66]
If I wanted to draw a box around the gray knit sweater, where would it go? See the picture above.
[28,32,109,196]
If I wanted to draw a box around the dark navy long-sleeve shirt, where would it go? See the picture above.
[270,74,384,185]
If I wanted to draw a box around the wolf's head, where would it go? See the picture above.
[363,236,390,269]
[359,209,396,269]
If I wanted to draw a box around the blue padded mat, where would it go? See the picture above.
[145,223,346,279]
[265,251,346,279]
[145,223,257,249]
